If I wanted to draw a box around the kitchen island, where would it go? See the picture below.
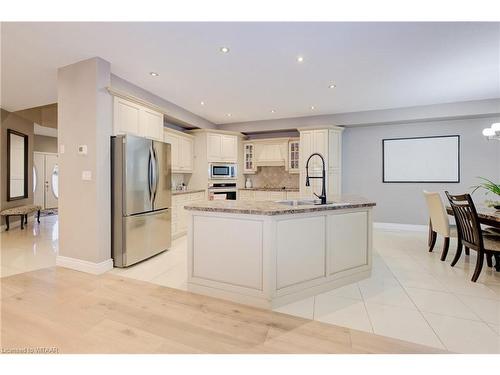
[184,196,376,309]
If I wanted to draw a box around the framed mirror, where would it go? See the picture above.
[7,129,29,201]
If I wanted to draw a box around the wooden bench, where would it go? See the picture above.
[0,205,41,230]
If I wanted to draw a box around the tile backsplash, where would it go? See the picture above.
[244,166,299,188]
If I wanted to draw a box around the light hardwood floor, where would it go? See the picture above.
[0,267,446,354]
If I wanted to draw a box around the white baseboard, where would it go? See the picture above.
[374,222,428,232]
[56,256,113,275]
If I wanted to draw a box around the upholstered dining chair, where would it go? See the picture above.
[445,192,500,282]
[423,191,460,261]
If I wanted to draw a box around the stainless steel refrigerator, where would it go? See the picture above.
[111,134,171,267]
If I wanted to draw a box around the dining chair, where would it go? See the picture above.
[423,191,460,261]
[445,192,500,282]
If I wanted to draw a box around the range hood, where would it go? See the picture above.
[254,141,288,167]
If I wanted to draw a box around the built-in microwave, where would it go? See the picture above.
[209,163,237,180]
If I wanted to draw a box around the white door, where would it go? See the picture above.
[45,154,59,209]
[33,153,45,207]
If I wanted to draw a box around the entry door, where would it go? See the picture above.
[33,153,45,207]
[44,154,59,209]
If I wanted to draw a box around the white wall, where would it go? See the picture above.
[217,98,500,133]
[342,117,500,225]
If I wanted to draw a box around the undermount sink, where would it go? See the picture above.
[276,199,350,207]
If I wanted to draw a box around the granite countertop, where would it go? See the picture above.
[239,187,300,192]
[184,195,376,216]
[172,189,205,196]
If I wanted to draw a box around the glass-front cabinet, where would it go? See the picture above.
[288,139,300,173]
[243,142,256,173]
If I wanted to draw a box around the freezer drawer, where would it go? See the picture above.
[114,209,171,267]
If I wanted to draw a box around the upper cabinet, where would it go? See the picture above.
[242,138,298,174]
[164,129,194,173]
[288,139,300,173]
[113,96,164,141]
[299,126,343,199]
[243,142,256,174]
[207,133,238,162]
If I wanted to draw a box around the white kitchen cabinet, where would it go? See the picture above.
[299,126,343,200]
[172,190,206,238]
[180,136,194,171]
[243,143,256,173]
[238,190,255,201]
[286,191,300,200]
[221,135,237,162]
[164,129,194,173]
[288,139,300,173]
[113,97,142,135]
[207,133,237,162]
[269,191,286,201]
[254,190,270,201]
[140,107,164,141]
[113,96,163,141]
[239,190,296,202]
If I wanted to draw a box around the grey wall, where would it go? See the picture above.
[34,135,57,153]
[342,116,500,225]
[58,57,112,264]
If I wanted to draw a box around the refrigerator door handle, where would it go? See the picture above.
[152,145,159,204]
[148,145,154,206]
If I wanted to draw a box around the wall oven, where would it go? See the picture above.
[208,183,237,200]
[209,163,237,180]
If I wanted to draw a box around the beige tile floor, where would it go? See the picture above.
[1,216,500,353]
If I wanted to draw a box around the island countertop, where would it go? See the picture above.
[184,195,376,216]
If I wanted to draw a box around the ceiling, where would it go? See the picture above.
[2,22,499,124]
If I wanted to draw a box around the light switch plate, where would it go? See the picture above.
[59,144,65,154]
[81,170,92,181]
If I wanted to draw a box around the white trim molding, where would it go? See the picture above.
[56,256,113,275]
[374,222,427,232]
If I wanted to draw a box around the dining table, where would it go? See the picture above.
[446,205,500,228]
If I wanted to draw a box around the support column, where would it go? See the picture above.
[57,57,113,274]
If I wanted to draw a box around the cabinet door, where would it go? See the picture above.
[114,97,141,135]
[164,132,180,171]
[243,143,255,173]
[207,133,222,161]
[288,140,300,173]
[140,107,163,140]
[269,191,286,201]
[180,136,194,171]
[221,135,237,162]
[313,129,328,169]
[300,131,313,169]
[254,190,270,201]
[238,190,255,201]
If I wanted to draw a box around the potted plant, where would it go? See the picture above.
[471,177,500,209]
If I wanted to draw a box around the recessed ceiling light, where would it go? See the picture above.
[271,109,276,113]
[149,72,159,77]
[226,113,232,117]
[296,56,304,63]
[200,101,205,106]
[310,106,315,110]
[220,47,230,53]
[328,84,336,89]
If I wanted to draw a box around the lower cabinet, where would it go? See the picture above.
[172,191,205,238]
